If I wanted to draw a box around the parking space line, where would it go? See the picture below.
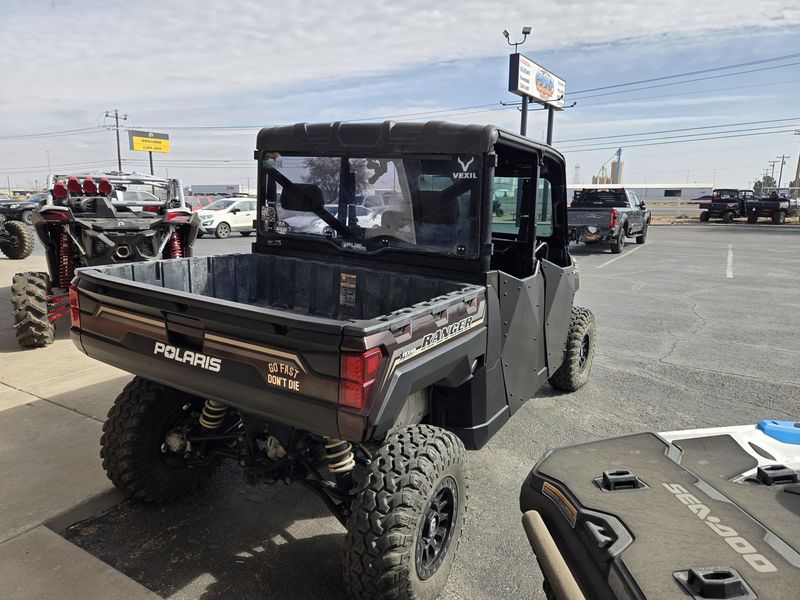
[596,245,644,269]
[726,244,733,279]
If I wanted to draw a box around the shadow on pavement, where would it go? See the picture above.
[66,464,348,600]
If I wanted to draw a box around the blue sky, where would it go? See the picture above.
[1,0,798,189]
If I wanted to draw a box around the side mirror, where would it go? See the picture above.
[280,183,324,213]
[640,201,646,209]
[230,207,240,214]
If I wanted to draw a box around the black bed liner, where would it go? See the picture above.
[520,432,800,599]
[79,253,483,335]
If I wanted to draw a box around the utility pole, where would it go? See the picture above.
[776,154,789,190]
[105,109,128,171]
[768,160,779,179]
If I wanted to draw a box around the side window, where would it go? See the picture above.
[491,176,525,235]
[535,179,554,238]
[629,192,640,207]
[246,201,257,211]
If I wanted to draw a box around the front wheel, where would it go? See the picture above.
[100,377,217,502]
[635,223,648,244]
[1,221,35,259]
[548,306,596,392]
[11,271,54,347]
[214,222,231,239]
[722,211,734,223]
[772,211,786,225]
[343,424,467,600]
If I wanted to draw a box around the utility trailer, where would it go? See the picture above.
[70,121,597,599]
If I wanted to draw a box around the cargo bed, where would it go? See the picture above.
[71,253,485,439]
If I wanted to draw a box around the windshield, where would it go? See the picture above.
[572,189,628,208]
[261,155,481,257]
[205,199,236,211]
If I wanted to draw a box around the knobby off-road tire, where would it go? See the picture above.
[609,230,625,254]
[11,271,54,347]
[548,306,596,392]
[343,425,468,600]
[1,220,35,259]
[101,377,216,502]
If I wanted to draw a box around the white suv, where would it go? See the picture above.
[197,198,257,238]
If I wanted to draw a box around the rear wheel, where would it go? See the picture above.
[100,377,216,503]
[772,211,786,224]
[722,211,734,223]
[548,306,596,392]
[699,210,709,222]
[343,424,467,600]
[11,271,54,347]
[609,230,625,254]
[214,222,230,239]
[1,221,35,259]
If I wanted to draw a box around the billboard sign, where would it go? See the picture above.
[128,130,170,153]
[508,53,566,110]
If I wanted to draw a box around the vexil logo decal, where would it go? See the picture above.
[453,157,477,180]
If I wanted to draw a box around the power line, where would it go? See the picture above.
[560,127,799,153]
[567,52,800,95]
[567,61,800,100]
[0,127,104,140]
[556,116,800,144]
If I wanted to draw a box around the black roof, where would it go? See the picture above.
[255,121,559,157]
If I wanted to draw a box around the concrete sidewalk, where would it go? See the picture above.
[0,254,153,599]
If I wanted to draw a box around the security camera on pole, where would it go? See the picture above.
[504,26,566,144]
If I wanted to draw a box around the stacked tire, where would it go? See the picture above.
[10,271,54,347]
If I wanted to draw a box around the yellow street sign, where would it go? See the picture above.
[128,130,170,154]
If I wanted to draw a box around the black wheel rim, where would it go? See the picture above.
[578,334,591,368]
[416,475,457,580]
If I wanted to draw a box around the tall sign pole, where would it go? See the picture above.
[507,40,566,144]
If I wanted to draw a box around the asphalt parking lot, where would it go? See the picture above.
[2,224,799,600]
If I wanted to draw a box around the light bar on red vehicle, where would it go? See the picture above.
[82,177,97,194]
[98,178,112,195]
[52,181,68,199]
[67,176,81,195]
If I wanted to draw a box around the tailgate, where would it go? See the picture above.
[72,266,348,437]
[568,209,612,228]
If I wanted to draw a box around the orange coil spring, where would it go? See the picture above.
[168,232,183,258]
[59,230,73,287]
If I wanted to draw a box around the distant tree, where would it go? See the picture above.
[753,175,776,197]
[303,157,369,203]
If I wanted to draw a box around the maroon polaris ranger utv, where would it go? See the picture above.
[69,122,596,599]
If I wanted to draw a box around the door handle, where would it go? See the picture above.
[534,241,549,261]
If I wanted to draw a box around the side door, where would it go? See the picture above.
[627,191,643,233]
[242,200,257,230]
[228,200,249,230]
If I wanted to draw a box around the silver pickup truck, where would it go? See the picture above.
[568,188,651,253]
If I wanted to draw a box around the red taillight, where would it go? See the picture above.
[68,285,80,328]
[166,210,191,222]
[40,209,70,221]
[339,347,383,410]
[609,208,618,229]
[142,205,160,213]
[98,178,112,195]
[82,177,97,194]
[67,176,81,195]
[52,181,68,199]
